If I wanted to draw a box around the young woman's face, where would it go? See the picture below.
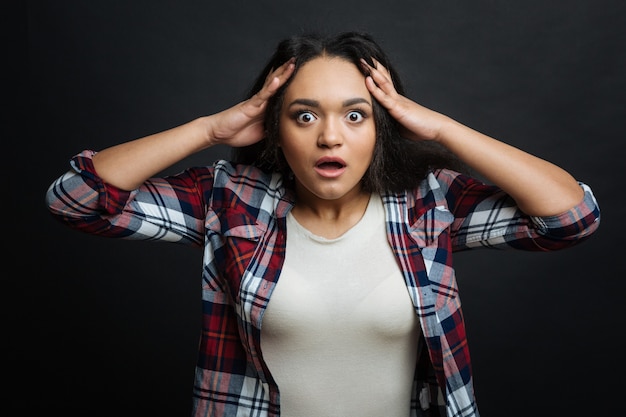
[279,56,376,205]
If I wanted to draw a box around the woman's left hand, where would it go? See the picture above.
[362,59,448,143]
[362,59,586,216]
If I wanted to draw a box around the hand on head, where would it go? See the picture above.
[209,58,296,148]
[362,58,447,143]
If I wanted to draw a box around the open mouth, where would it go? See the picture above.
[316,161,345,169]
[314,157,347,178]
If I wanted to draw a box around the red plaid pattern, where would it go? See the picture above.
[46,151,600,416]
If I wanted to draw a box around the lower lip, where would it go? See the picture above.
[314,166,346,178]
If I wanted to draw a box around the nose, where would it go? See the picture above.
[317,118,343,148]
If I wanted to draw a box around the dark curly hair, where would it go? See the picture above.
[232,31,467,193]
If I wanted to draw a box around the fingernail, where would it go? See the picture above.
[359,59,371,76]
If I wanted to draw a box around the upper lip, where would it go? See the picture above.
[315,156,346,167]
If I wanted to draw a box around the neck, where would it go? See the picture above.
[291,188,371,239]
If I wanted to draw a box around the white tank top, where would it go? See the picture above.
[261,193,421,417]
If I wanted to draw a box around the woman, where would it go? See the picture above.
[45,32,600,417]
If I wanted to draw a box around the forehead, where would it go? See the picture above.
[284,56,368,99]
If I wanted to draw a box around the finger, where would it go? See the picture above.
[362,67,401,113]
[367,64,396,95]
[371,58,392,79]
[244,59,296,114]
[255,58,296,103]
[364,75,392,106]
[269,58,296,91]
[361,58,397,94]
[265,58,296,88]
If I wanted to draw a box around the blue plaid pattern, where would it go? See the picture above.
[46,151,600,416]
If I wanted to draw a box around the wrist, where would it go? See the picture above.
[193,116,217,148]
[433,116,464,146]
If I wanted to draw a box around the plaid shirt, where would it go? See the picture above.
[46,150,600,417]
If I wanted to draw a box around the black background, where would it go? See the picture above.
[24,1,625,415]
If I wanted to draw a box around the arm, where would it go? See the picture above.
[45,59,295,241]
[363,59,584,217]
[92,59,295,191]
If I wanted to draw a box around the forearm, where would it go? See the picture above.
[436,117,584,216]
[92,116,213,190]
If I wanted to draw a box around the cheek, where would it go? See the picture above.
[280,141,306,165]
[360,145,376,166]
[276,134,302,166]
[277,116,299,144]
[356,127,377,158]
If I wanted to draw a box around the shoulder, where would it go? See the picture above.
[383,168,485,221]
[208,160,292,213]
[209,160,279,190]
[405,168,473,207]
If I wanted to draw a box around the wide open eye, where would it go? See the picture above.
[346,110,365,123]
[296,111,317,124]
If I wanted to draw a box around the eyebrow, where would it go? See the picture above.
[287,97,372,108]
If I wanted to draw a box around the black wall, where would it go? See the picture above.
[24,1,625,415]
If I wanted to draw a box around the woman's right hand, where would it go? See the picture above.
[208,58,295,148]
[91,58,295,190]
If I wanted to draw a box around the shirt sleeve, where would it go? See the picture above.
[437,170,601,252]
[45,150,210,246]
